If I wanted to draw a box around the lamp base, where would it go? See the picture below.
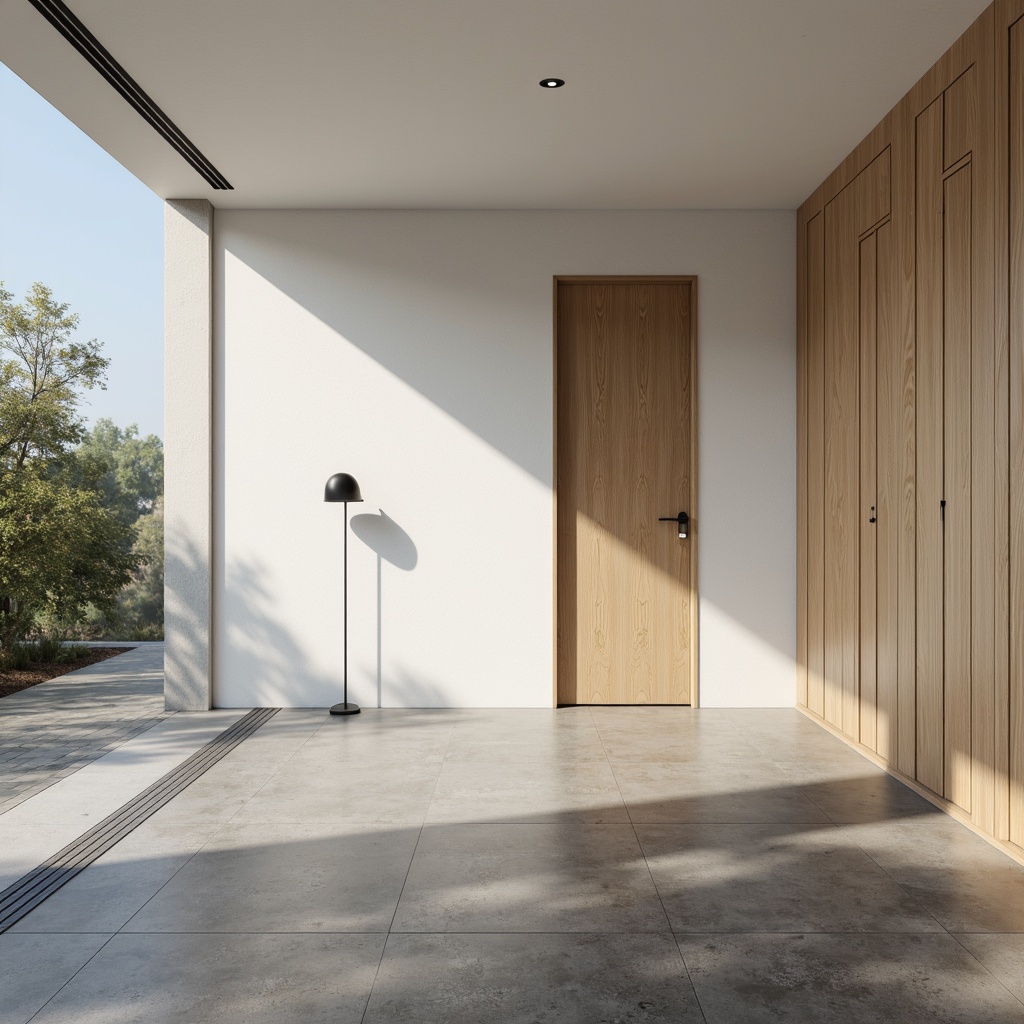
[329,702,361,716]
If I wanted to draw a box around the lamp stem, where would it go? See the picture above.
[344,500,348,706]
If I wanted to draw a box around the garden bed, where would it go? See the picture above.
[0,647,132,698]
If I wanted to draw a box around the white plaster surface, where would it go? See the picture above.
[214,210,795,708]
[164,199,214,711]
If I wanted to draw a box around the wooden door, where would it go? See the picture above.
[556,278,697,705]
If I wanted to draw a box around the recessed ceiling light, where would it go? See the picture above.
[540,78,565,88]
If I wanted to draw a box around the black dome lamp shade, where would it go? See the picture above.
[324,472,363,503]
[324,473,364,715]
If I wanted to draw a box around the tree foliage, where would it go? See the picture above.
[0,476,136,650]
[0,282,144,649]
[0,282,108,479]
[66,418,164,527]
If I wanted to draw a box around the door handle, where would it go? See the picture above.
[658,512,689,539]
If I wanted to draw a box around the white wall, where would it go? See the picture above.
[213,210,795,708]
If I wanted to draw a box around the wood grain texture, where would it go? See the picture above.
[797,215,809,712]
[556,280,696,706]
[962,24,999,836]
[1008,7,1024,851]
[797,0,1017,854]
[945,66,979,169]
[893,100,920,782]
[859,232,879,752]
[824,195,858,737]
[943,162,973,813]
[992,0,1019,845]
[806,213,826,719]
[875,220,900,765]
[915,96,946,798]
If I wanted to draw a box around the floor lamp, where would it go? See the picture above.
[324,473,363,715]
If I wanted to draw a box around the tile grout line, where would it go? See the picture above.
[945,932,1024,1011]
[592,707,712,1023]
[23,931,121,1024]
[357,716,456,1024]
[0,709,278,933]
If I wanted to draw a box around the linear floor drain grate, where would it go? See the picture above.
[0,706,279,932]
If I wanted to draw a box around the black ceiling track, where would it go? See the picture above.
[25,0,233,190]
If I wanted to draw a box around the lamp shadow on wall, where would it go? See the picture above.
[350,510,418,708]
[219,225,793,676]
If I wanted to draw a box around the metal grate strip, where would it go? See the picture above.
[0,706,278,931]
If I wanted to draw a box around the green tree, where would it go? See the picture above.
[0,282,107,480]
[0,283,137,650]
[68,418,164,527]
[0,476,137,650]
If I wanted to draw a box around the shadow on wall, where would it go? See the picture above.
[351,510,418,708]
[167,527,330,707]
[220,216,794,671]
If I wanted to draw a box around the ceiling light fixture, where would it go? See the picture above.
[540,78,565,88]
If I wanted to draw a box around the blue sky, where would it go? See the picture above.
[0,62,164,440]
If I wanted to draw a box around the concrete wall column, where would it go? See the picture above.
[164,199,214,710]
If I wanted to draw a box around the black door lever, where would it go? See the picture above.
[659,511,689,539]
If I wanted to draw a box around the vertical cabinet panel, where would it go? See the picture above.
[798,2,1014,859]
[806,214,826,719]
[943,163,974,813]
[916,98,946,797]
[875,221,900,765]
[1010,12,1024,851]
[859,233,879,752]
[824,198,859,736]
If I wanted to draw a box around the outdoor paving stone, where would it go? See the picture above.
[678,932,1024,1023]
[28,933,385,1024]
[0,933,112,1024]
[363,932,704,1024]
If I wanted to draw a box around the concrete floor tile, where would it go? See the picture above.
[292,715,454,765]
[232,760,441,824]
[10,823,218,933]
[425,759,629,823]
[637,823,942,933]
[595,724,766,764]
[778,764,942,824]
[955,934,1024,1005]
[0,933,111,1024]
[678,933,1024,1023]
[143,760,283,825]
[28,933,385,1024]
[442,728,608,764]
[123,822,418,932]
[392,823,668,932]
[841,819,1024,932]
[363,932,704,1024]
[612,761,832,823]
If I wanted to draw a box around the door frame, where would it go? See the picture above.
[552,275,700,707]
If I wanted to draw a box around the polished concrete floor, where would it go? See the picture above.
[3,706,1024,1023]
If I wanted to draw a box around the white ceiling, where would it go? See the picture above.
[0,0,992,209]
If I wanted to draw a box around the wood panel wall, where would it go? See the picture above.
[798,0,1024,859]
